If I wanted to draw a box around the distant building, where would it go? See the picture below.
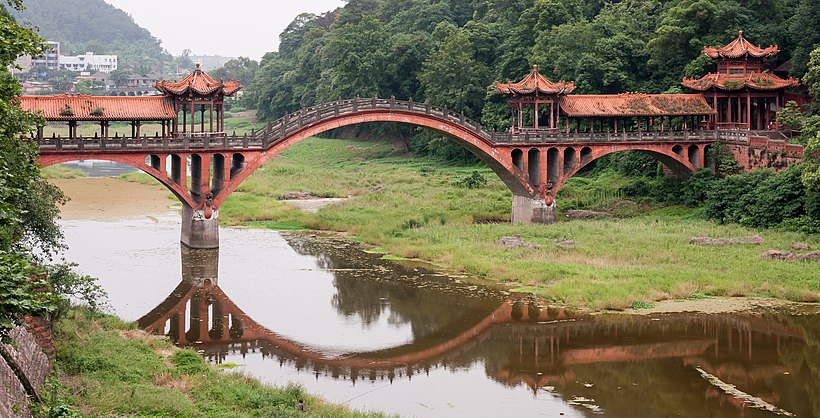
[32,41,60,71]
[11,55,32,74]
[190,55,235,71]
[59,52,118,73]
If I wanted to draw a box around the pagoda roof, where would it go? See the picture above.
[559,94,715,117]
[495,65,575,96]
[155,63,241,97]
[682,72,799,91]
[704,31,779,59]
[19,94,176,121]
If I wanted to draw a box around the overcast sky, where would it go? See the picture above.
[103,0,345,60]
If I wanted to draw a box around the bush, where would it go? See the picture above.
[704,165,811,229]
[458,170,487,189]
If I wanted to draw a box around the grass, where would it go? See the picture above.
[127,136,820,310]
[51,308,388,417]
[41,165,86,179]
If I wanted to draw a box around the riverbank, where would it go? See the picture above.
[213,137,819,310]
[49,308,385,417]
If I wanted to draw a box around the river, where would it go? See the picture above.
[53,171,820,418]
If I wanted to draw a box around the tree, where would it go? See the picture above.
[0,0,66,342]
[777,100,804,132]
[109,69,131,87]
[419,26,490,116]
[805,47,820,101]
[319,16,391,101]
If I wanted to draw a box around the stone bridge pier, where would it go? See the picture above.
[181,204,220,249]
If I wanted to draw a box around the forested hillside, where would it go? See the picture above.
[252,0,819,128]
[16,0,166,72]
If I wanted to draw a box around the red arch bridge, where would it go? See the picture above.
[36,97,787,248]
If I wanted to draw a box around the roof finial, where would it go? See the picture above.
[738,30,743,38]
[533,64,538,73]
[195,63,201,71]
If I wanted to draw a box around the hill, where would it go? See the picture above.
[16,0,167,72]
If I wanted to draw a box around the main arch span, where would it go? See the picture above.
[38,97,725,248]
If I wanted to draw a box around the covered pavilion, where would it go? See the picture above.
[682,31,799,130]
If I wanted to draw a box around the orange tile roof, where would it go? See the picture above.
[19,94,176,121]
[682,72,799,91]
[155,63,242,97]
[495,65,576,95]
[559,94,715,117]
[704,31,779,59]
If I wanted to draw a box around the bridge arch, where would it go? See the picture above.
[551,145,700,198]
[38,154,197,207]
[213,108,534,208]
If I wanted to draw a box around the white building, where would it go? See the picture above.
[59,52,118,73]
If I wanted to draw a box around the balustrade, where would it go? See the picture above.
[35,98,745,153]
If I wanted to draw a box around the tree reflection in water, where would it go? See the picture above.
[137,238,819,418]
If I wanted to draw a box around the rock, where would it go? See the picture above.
[792,243,810,250]
[281,191,316,200]
[556,239,575,249]
[369,185,385,192]
[498,235,540,250]
[761,250,820,261]
[761,249,794,260]
[689,235,763,245]
[564,209,608,220]
[797,251,820,261]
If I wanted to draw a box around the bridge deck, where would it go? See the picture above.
[35,98,753,153]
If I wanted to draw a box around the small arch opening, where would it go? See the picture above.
[673,144,684,157]
[688,145,700,167]
[189,154,202,203]
[527,148,540,187]
[211,154,225,196]
[230,154,245,179]
[547,147,560,187]
[563,147,577,175]
[511,149,524,171]
[580,147,592,162]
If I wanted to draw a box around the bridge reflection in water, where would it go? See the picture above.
[138,240,818,418]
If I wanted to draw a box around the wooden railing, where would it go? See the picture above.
[36,97,745,153]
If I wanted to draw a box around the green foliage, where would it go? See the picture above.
[458,170,488,189]
[806,48,820,100]
[0,0,70,343]
[44,263,109,314]
[0,252,59,343]
[17,0,167,71]
[705,165,815,229]
[777,100,804,131]
[53,308,385,417]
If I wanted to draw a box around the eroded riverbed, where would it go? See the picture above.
[56,176,820,418]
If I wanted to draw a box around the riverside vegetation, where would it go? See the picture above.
[42,308,386,418]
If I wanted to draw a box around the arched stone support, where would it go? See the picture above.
[181,204,219,249]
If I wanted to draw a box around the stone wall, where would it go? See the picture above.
[728,136,804,171]
[0,323,53,418]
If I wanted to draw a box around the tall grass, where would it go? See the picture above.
[53,308,388,417]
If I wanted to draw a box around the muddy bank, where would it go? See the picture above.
[50,177,176,220]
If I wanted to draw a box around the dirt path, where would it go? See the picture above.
[50,178,176,220]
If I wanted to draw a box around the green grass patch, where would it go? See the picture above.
[215,137,820,310]
[243,220,307,230]
[42,164,86,179]
[52,308,388,417]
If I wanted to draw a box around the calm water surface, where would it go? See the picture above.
[59,212,820,418]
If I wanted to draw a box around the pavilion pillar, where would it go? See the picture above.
[746,94,751,129]
[736,96,741,127]
[512,194,554,225]
[135,121,141,139]
[518,102,523,129]
[200,107,205,133]
[209,101,214,133]
[191,101,196,134]
[534,101,539,129]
